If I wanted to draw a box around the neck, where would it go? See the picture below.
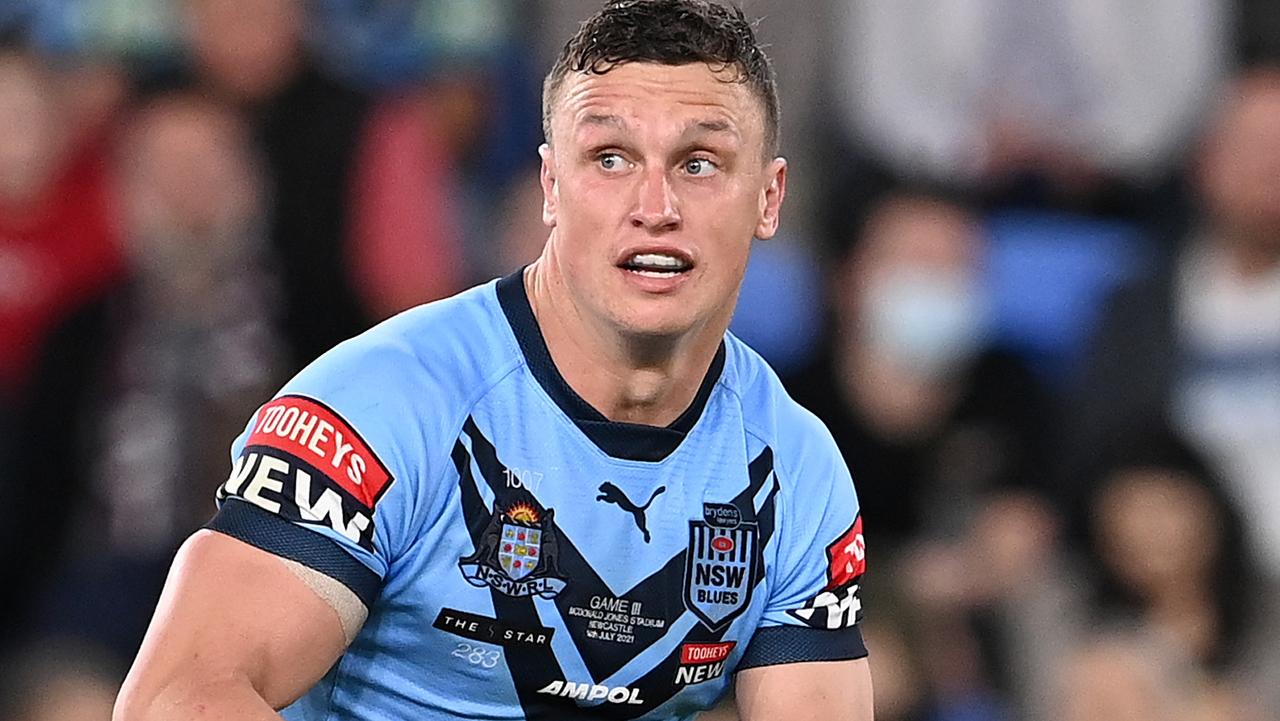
[524,260,723,427]
[1148,589,1217,662]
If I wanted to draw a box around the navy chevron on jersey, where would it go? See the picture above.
[207,271,867,720]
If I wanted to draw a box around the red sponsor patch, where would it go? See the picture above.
[824,514,866,591]
[680,642,735,665]
[246,395,392,508]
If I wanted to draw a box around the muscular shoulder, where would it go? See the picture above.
[219,280,522,573]
[284,279,521,416]
[259,280,522,507]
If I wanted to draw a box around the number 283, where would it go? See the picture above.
[452,642,501,668]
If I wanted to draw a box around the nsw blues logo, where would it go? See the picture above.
[684,504,758,631]
[460,502,568,598]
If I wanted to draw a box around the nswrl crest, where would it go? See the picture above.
[459,502,567,598]
[684,504,758,631]
[499,522,541,580]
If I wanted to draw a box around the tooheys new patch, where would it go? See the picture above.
[218,394,395,551]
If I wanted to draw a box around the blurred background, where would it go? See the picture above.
[0,1,1278,719]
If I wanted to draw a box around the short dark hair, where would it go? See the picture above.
[543,0,780,157]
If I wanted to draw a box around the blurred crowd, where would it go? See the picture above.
[1,1,1278,720]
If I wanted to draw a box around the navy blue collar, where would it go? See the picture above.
[496,270,726,462]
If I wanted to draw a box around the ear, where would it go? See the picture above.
[754,157,787,240]
[539,143,558,228]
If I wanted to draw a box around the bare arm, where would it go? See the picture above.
[735,658,874,721]
[114,530,355,721]
[696,695,741,721]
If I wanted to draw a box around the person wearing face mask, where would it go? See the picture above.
[1066,66,1280,585]
[784,191,1053,721]
[785,191,1051,549]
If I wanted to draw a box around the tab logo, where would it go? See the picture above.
[786,514,866,630]
[787,584,862,630]
[825,514,865,591]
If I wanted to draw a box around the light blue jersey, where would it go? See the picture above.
[209,272,867,720]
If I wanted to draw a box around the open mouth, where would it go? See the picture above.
[620,252,693,278]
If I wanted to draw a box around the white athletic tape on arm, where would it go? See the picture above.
[279,557,369,645]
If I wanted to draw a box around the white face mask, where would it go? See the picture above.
[860,268,990,379]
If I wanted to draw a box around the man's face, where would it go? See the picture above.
[540,62,785,340]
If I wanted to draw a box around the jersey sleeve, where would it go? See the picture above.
[739,413,867,670]
[205,335,430,608]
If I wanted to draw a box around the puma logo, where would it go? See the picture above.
[596,482,666,543]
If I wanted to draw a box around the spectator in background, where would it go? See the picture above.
[831,0,1227,203]
[181,0,480,358]
[86,90,284,568]
[309,0,544,310]
[1075,427,1278,720]
[0,41,124,654]
[786,192,1050,548]
[3,92,287,719]
[178,0,371,368]
[1051,636,1206,721]
[976,423,1278,721]
[786,191,1058,721]
[1068,66,1280,581]
[816,0,1226,392]
[879,422,1279,721]
[0,42,121,404]
[347,79,474,320]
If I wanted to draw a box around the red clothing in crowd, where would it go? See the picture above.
[0,138,123,399]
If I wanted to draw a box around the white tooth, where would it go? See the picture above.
[630,253,685,269]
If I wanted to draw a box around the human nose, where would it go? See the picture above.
[629,166,680,232]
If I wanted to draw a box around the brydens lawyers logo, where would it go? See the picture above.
[459,502,568,598]
[218,395,394,551]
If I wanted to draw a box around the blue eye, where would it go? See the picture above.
[685,158,717,176]
[598,153,627,171]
